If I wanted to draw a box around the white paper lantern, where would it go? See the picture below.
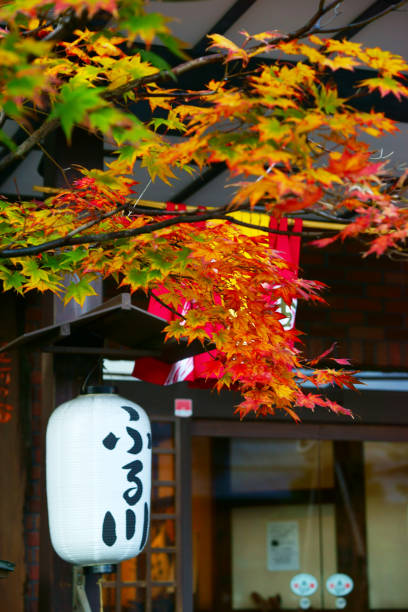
[46,387,151,566]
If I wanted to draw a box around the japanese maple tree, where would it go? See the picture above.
[0,0,407,421]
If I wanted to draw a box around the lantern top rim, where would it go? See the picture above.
[80,385,118,395]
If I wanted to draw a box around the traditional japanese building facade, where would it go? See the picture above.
[0,1,408,611]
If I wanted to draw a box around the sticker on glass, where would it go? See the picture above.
[290,574,318,596]
[326,574,354,597]
[300,597,311,609]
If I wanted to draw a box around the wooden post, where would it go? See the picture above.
[333,441,369,611]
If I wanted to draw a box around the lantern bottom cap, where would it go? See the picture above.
[84,564,116,574]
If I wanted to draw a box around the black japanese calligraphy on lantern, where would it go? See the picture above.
[122,459,143,505]
[126,427,143,454]
[102,432,119,450]
[102,511,117,546]
[121,405,140,421]
[101,404,147,547]
[126,509,136,539]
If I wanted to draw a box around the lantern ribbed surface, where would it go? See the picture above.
[46,392,151,566]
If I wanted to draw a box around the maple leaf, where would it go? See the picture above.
[322,38,365,58]
[50,84,106,141]
[364,234,397,257]
[120,12,172,47]
[54,0,118,17]
[362,47,408,76]
[0,269,25,294]
[240,29,286,44]
[309,342,337,366]
[312,84,344,114]
[358,77,408,101]
[206,34,249,65]
[322,399,353,417]
[63,275,98,306]
[327,149,385,181]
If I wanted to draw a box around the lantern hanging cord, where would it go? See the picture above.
[81,356,103,394]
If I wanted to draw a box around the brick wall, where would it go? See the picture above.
[297,240,408,370]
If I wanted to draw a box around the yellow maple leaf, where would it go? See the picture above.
[206,34,249,65]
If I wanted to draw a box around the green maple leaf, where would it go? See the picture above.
[139,49,172,71]
[61,248,89,266]
[122,267,163,291]
[0,129,16,151]
[313,85,343,114]
[1,270,25,293]
[121,13,168,45]
[50,85,105,141]
[89,107,124,134]
[20,258,50,285]
[63,276,98,306]
[145,249,174,273]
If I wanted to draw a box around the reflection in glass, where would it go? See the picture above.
[228,439,336,610]
[229,439,334,495]
[193,437,337,611]
[120,586,145,611]
[101,582,116,612]
[121,554,145,582]
[365,441,408,609]
[151,552,175,583]
[152,453,175,483]
[151,519,176,547]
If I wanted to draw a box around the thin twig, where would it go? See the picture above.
[148,289,186,320]
[289,0,345,38]
[315,0,408,33]
[17,120,70,187]
[64,202,130,238]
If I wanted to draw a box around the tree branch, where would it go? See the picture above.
[227,216,304,236]
[288,0,344,38]
[0,204,251,258]
[0,118,59,173]
[105,52,227,101]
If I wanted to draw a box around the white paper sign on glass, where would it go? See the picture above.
[46,392,151,566]
[267,521,300,571]
[326,574,354,597]
[290,574,318,597]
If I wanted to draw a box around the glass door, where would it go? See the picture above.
[192,435,408,611]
